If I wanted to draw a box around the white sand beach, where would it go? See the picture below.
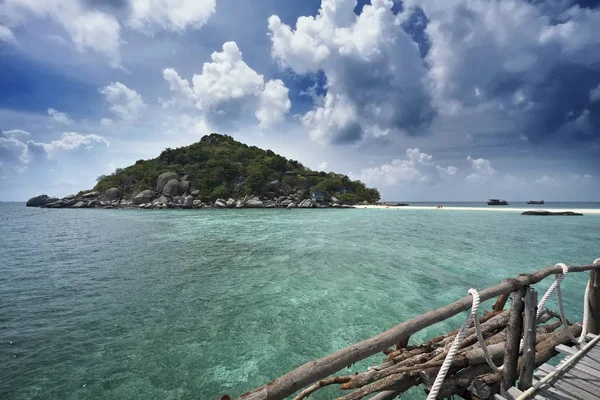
[357,205,600,214]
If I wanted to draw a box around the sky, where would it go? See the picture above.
[0,0,599,202]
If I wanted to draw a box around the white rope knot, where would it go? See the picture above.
[427,288,500,400]
[558,263,569,275]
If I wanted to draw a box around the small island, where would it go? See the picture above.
[26,134,380,210]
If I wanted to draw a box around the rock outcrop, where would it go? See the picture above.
[162,179,180,197]
[182,195,194,209]
[214,199,227,208]
[133,190,156,205]
[26,195,49,207]
[245,197,264,208]
[82,191,99,199]
[156,172,179,192]
[98,188,122,202]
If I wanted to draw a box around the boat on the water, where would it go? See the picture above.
[487,199,509,206]
[527,200,545,205]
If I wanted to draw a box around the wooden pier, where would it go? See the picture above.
[224,260,600,400]
[499,333,600,400]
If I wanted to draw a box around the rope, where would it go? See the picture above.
[426,289,478,400]
[428,259,599,399]
[470,289,503,373]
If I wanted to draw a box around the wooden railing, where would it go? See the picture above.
[230,262,600,400]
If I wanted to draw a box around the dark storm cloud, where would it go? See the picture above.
[525,64,600,143]
[80,0,130,12]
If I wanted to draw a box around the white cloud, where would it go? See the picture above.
[466,156,497,183]
[2,0,122,66]
[128,0,216,33]
[318,162,328,171]
[0,136,29,165]
[583,174,592,179]
[591,83,600,103]
[100,82,146,121]
[48,108,74,125]
[162,41,291,128]
[100,118,113,126]
[349,148,456,187]
[256,79,291,128]
[268,0,434,143]
[2,129,31,141]
[0,24,17,44]
[164,114,209,137]
[535,175,555,184]
[162,68,197,108]
[43,132,109,158]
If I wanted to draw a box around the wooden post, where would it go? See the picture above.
[518,287,537,390]
[588,269,600,335]
[501,288,525,395]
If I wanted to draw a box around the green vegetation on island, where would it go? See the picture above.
[93,133,380,204]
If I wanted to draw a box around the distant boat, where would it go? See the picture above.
[527,200,545,205]
[487,199,509,206]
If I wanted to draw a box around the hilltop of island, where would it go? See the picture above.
[26,133,380,209]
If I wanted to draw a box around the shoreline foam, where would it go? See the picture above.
[356,205,600,215]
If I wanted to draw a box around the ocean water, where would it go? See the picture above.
[1,203,599,400]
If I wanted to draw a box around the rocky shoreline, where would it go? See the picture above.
[26,171,357,210]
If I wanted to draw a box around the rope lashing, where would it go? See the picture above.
[428,260,598,400]
[426,289,487,400]
[470,289,504,373]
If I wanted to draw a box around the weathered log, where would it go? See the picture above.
[439,310,510,347]
[336,372,420,400]
[238,264,599,400]
[292,376,352,400]
[537,320,562,333]
[518,287,538,391]
[347,320,559,392]
[394,335,411,351]
[468,323,582,399]
[537,310,553,324]
[385,345,432,363]
[493,293,510,312]
[428,363,492,399]
[501,288,525,395]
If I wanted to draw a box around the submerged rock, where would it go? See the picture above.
[522,211,583,216]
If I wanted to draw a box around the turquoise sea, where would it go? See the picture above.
[1,202,600,399]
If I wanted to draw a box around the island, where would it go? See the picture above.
[26,133,380,210]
